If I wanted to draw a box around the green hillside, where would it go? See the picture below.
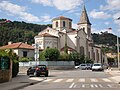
[0,19,119,49]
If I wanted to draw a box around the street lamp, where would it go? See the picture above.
[34,43,39,66]
[116,17,120,69]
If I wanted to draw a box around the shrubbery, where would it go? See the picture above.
[0,49,19,77]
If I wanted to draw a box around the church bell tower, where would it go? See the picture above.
[77,5,92,40]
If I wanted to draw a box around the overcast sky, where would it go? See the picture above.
[0,0,120,36]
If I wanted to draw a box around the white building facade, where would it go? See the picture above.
[34,6,103,63]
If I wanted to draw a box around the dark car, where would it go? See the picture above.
[27,65,48,77]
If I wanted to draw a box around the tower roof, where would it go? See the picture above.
[52,16,72,21]
[78,6,91,25]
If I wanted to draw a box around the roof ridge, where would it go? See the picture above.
[17,42,23,48]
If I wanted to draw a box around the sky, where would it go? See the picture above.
[0,0,120,37]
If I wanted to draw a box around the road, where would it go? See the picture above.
[19,69,120,90]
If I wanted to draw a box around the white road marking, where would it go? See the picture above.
[90,78,98,82]
[107,84,112,88]
[95,84,98,88]
[82,84,85,88]
[69,82,75,88]
[66,79,74,82]
[78,78,85,82]
[29,77,43,81]
[99,84,103,88]
[53,79,63,82]
[44,79,53,82]
[102,78,112,82]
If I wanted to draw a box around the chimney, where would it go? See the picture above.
[8,41,12,45]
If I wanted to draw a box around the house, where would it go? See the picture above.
[0,42,34,59]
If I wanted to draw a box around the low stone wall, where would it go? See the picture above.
[19,61,75,73]
[0,60,12,83]
[0,70,11,83]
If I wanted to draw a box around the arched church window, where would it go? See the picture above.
[80,46,84,56]
[96,49,99,63]
[56,21,58,27]
[69,22,71,29]
[83,27,85,31]
[63,21,66,27]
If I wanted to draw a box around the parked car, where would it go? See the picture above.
[27,65,49,77]
[79,64,87,70]
[86,63,92,70]
[92,63,104,71]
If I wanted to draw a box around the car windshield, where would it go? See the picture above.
[93,64,101,66]
[81,64,86,66]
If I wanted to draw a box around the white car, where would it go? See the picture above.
[75,64,87,70]
[92,63,104,71]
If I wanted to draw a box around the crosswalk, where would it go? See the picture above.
[43,78,113,83]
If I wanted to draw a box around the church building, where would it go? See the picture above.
[34,6,103,63]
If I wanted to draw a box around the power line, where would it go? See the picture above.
[54,0,91,18]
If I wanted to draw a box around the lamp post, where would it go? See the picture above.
[116,17,120,69]
[34,43,39,66]
[117,35,119,69]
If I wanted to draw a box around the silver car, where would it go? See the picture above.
[92,63,104,71]
[79,64,87,70]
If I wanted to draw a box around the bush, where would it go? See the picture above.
[59,52,69,60]
[0,49,19,77]
[44,48,60,61]
[39,51,46,60]
[19,57,31,62]
[12,60,19,77]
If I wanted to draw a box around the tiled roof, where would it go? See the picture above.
[36,33,58,38]
[0,42,34,49]
[52,16,72,21]
[61,46,75,51]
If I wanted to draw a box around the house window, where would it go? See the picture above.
[23,51,27,57]
[63,21,66,27]
[56,21,58,27]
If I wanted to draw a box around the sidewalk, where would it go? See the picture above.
[0,73,45,90]
[105,68,120,83]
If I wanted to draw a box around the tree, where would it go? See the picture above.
[39,50,46,60]
[59,52,69,60]
[44,48,60,61]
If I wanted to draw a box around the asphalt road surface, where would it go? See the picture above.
[19,69,120,90]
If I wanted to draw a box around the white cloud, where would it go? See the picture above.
[72,23,77,29]
[31,0,53,6]
[53,0,82,11]
[90,9,111,19]
[40,15,51,22]
[104,22,110,25]
[100,0,120,11]
[31,0,83,11]
[91,28,112,34]
[0,1,40,22]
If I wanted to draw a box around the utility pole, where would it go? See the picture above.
[117,35,119,69]
[116,17,120,69]
[34,43,39,66]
